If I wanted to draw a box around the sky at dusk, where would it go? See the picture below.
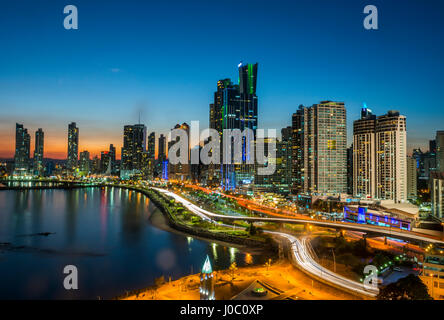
[0,0,443,159]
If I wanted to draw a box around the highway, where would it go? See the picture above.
[155,188,444,245]
[154,188,381,297]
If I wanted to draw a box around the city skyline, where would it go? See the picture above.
[1,0,444,159]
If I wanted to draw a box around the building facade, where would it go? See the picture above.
[291,101,347,195]
[375,111,407,202]
[431,172,444,220]
[407,156,417,199]
[121,124,146,177]
[33,128,44,176]
[14,123,31,175]
[67,122,79,170]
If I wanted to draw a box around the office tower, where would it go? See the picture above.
[375,111,407,202]
[430,139,437,154]
[168,123,191,181]
[352,109,408,203]
[353,107,376,198]
[79,151,90,175]
[347,145,353,195]
[291,101,347,195]
[100,151,111,174]
[407,156,417,199]
[420,248,444,300]
[199,255,215,300]
[33,128,44,176]
[157,134,167,179]
[14,123,31,174]
[158,134,166,160]
[437,131,444,173]
[121,124,146,174]
[67,122,79,170]
[278,126,293,194]
[431,172,444,220]
[147,132,155,159]
[209,62,259,190]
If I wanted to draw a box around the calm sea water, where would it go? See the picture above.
[0,187,268,299]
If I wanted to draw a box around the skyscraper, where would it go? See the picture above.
[168,123,191,181]
[353,107,376,198]
[147,132,155,159]
[209,62,259,190]
[79,150,90,175]
[157,134,167,179]
[375,111,407,202]
[407,156,417,199]
[437,131,444,173]
[33,128,44,176]
[14,123,30,174]
[67,122,79,170]
[121,124,146,172]
[291,101,347,195]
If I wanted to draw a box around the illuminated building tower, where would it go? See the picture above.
[109,144,116,174]
[33,128,44,176]
[420,246,444,300]
[157,134,167,179]
[100,151,111,174]
[67,122,79,170]
[353,107,376,198]
[121,124,146,177]
[147,132,155,159]
[199,255,215,300]
[437,131,444,173]
[431,171,444,220]
[209,62,259,190]
[407,156,417,199]
[347,145,353,195]
[375,111,407,202]
[79,151,90,175]
[291,101,347,195]
[168,123,191,181]
[14,123,31,175]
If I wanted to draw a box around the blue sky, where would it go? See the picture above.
[0,0,443,158]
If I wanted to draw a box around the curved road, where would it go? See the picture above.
[154,188,381,297]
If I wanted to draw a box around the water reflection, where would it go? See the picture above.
[0,188,270,299]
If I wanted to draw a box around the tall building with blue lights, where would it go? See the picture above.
[209,62,258,191]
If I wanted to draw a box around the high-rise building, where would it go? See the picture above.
[199,255,215,300]
[431,172,444,220]
[121,124,146,174]
[407,156,417,199]
[33,128,44,176]
[168,123,191,181]
[147,132,155,159]
[79,151,90,175]
[67,122,79,170]
[109,144,116,174]
[352,109,407,203]
[209,62,259,190]
[157,134,167,179]
[14,123,31,175]
[291,101,347,195]
[436,131,444,173]
[375,111,407,202]
[347,145,353,195]
[353,107,376,198]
